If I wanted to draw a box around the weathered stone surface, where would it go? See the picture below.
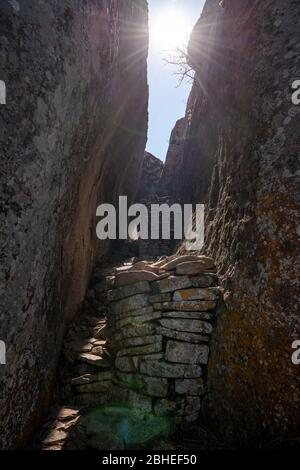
[162,311,212,321]
[143,377,168,398]
[160,255,207,271]
[127,261,160,273]
[115,310,162,329]
[185,397,201,415]
[115,324,155,340]
[152,276,192,293]
[115,306,154,321]
[153,301,216,312]
[108,281,151,302]
[119,334,161,348]
[109,384,129,403]
[42,430,68,446]
[154,398,185,417]
[109,294,149,316]
[184,365,203,379]
[116,338,163,357]
[140,360,202,379]
[165,341,210,365]
[159,318,212,335]
[173,288,218,302]
[176,260,216,276]
[175,379,204,396]
[128,391,152,413]
[156,327,210,344]
[115,356,137,373]
[190,275,217,288]
[0,0,149,449]
[71,371,113,385]
[160,117,188,200]
[114,372,144,392]
[78,353,110,368]
[91,345,104,355]
[55,407,80,422]
[149,293,172,304]
[116,271,161,287]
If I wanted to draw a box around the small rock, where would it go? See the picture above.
[115,356,137,372]
[175,379,204,396]
[173,288,218,302]
[116,271,161,287]
[140,360,185,378]
[71,371,113,385]
[109,294,149,315]
[128,261,160,273]
[42,429,68,445]
[107,281,151,302]
[185,396,201,415]
[160,255,204,271]
[115,311,162,329]
[191,275,217,288]
[156,327,209,344]
[116,338,162,357]
[116,324,155,340]
[149,293,172,304]
[159,318,212,334]
[176,259,215,276]
[153,300,216,312]
[78,353,111,368]
[76,381,111,394]
[162,311,212,320]
[91,345,104,355]
[119,334,161,348]
[154,398,184,417]
[165,341,210,365]
[115,306,154,321]
[128,391,153,412]
[152,276,192,293]
[143,377,168,398]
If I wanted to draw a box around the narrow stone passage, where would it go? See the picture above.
[34,250,222,450]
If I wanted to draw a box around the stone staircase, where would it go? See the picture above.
[34,253,222,450]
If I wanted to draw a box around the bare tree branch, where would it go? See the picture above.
[163,46,196,87]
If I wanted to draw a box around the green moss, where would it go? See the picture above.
[81,405,173,449]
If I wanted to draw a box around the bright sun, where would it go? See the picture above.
[151,7,192,52]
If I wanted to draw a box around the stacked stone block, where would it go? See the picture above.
[107,254,221,424]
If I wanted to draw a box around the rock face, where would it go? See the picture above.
[0,0,148,449]
[137,152,164,198]
[178,0,300,444]
[160,118,188,199]
[135,151,176,257]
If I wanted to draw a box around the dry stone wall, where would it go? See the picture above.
[106,255,221,424]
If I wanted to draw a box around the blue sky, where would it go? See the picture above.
[147,0,205,161]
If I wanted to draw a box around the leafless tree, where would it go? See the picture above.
[163,46,196,87]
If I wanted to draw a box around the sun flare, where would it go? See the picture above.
[151,7,192,52]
